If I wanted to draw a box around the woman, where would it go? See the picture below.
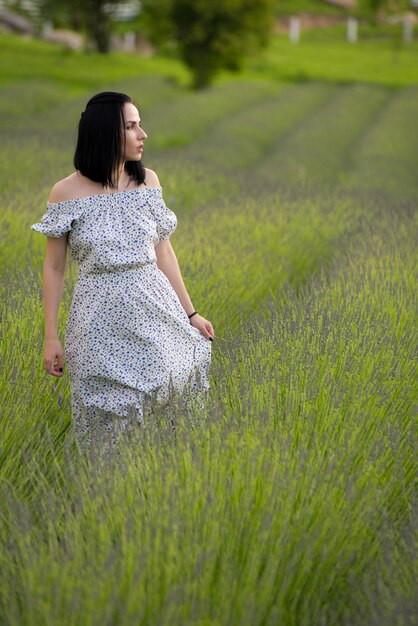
[32,91,214,449]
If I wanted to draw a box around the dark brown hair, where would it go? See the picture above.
[73,91,145,188]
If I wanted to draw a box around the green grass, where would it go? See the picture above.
[1,27,417,98]
[0,33,190,92]
[0,32,417,625]
[248,33,418,87]
[276,0,345,16]
[276,0,411,20]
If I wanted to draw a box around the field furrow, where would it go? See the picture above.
[252,83,392,189]
[345,85,418,200]
[166,82,335,171]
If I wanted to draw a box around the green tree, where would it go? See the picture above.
[141,0,276,88]
[39,0,128,52]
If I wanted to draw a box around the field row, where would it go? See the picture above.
[2,78,417,209]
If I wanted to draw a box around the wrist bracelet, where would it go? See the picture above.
[188,310,198,319]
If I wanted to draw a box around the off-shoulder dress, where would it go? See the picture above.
[32,186,211,447]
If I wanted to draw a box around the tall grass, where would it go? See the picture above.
[0,34,417,625]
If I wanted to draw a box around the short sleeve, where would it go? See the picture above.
[31,201,78,238]
[148,188,177,242]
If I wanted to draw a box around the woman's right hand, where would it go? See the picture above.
[44,338,64,377]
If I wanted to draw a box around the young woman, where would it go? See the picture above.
[32,91,214,449]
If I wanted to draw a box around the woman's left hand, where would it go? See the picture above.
[190,314,214,341]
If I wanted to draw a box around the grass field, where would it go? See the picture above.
[0,31,417,625]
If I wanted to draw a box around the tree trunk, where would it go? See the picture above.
[87,0,112,53]
[186,48,215,90]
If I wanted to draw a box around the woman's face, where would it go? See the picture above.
[122,102,147,161]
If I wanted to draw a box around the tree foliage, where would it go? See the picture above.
[39,0,127,52]
[141,0,277,88]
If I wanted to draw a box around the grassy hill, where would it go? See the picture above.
[277,0,347,15]
[276,0,411,17]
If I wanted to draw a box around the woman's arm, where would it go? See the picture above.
[42,236,68,376]
[155,240,214,341]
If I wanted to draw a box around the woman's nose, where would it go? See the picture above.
[139,127,147,140]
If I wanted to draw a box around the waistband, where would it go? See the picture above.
[78,262,157,276]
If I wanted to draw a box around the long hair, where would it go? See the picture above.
[73,91,146,188]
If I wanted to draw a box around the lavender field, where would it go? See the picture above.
[0,33,417,626]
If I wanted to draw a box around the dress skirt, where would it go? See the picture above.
[65,263,211,448]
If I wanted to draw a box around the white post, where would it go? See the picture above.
[289,16,300,44]
[124,31,136,52]
[347,17,358,43]
[403,17,413,44]
[42,20,53,36]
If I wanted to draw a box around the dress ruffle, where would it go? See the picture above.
[31,186,176,242]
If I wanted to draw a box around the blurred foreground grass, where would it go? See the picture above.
[0,33,417,626]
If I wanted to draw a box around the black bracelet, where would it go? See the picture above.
[188,310,198,319]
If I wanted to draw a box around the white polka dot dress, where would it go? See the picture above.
[32,187,211,447]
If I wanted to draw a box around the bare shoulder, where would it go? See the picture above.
[145,168,161,188]
[48,173,81,203]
